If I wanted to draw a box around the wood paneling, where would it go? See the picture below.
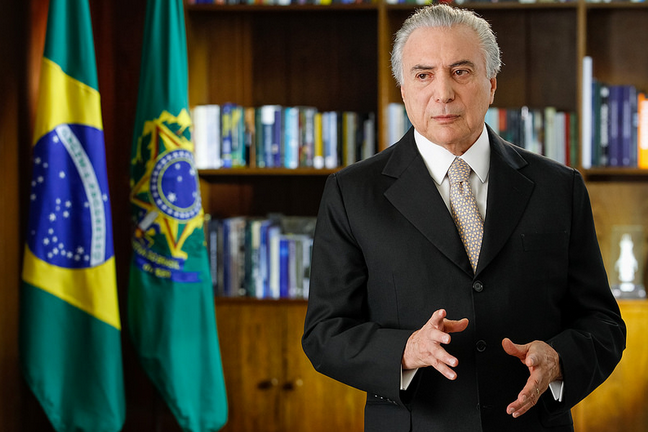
[586,181,648,289]
[572,300,648,432]
[0,1,28,431]
[215,300,365,432]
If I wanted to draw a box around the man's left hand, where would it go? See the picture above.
[502,338,563,418]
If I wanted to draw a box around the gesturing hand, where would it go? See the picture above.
[502,338,563,418]
[402,309,469,380]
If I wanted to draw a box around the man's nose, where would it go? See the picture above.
[433,74,455,103]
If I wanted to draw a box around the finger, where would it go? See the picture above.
[434,360,459,380]
[444,317,469,334]
[426,309,447,330]
[427,344,460,380]
[502,338,527,361]
[507,377,542,418]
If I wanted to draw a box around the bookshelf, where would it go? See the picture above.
[185,2,648,431]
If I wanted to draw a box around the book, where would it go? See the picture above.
[299,107,317,168]
[283,106,299,169]
[221,102,235,168]
[638,92,648,169]
[581,56,593,169]
[608,85,622,167]
[313,112,324,169]
[598,83,609,167]
[192,104,221,169]
[343,111,358,167]
[259,105,282,168]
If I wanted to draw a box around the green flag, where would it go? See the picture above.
[128,1,228,431]
[20,0,125,431]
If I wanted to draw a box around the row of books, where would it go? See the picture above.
[386,103,412,147]
[189,0,647,4]
[582,56,648,169]
[192,103,376,170]
[388,0,578,4]
[189,0,375,5]
[205,215,316,299]
[386,103,577,167]
[485,107,578,167]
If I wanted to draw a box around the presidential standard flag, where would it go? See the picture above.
[128,0,228,431]
[19,0,125,431]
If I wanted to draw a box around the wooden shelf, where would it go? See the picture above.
[187,3,379,12]
[215,296,308,305]
[199,167,338,177]
[584,168,648,181]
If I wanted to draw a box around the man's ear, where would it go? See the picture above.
[489,77,497,104]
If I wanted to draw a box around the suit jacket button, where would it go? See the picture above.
[476,340,487,352]
[473,280,484,292]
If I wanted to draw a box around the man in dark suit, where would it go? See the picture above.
[302,4,626,432]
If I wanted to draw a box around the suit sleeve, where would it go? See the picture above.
[302,173,413,406]
[547,170,626,410]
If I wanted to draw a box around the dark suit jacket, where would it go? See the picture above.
[302,127,626,432]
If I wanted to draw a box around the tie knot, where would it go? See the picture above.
[448,157,471,185]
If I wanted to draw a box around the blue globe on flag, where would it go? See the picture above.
[27,123,114,269]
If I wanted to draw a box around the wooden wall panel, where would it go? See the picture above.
[572,301,648,432]
[0,1,28,431]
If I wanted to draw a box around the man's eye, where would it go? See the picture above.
[416,73,431,80]
[454,69,470,77]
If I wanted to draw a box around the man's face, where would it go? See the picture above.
[400,25,497,154]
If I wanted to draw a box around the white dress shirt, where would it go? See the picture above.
[400,125,563,403]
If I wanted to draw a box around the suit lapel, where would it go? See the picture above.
[383,130,473,275]
[477,130,535,275]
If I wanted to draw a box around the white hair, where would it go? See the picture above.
[391,4,502,86]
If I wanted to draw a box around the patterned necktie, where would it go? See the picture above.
[448,157,483,272]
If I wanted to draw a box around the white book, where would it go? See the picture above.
[581,56,593,169]
[324,112,338,169]
[362,113,376,161]
[192,105,221,169]
[387,103,405,146]
[554,112,566,165]
[544,107,557,162]
[485,107,499,135]
[268,226,281,299]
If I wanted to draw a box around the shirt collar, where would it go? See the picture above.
[414,124,491,185]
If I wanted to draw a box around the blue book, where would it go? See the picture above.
[221,103,234,168]
[279,236,290,298]
[273,108,283,168]
[608,85,622,167]
[620,85,637,167]
[258,220,272,299]
[260,105,281,168]
[283,107,299,169]
[222,219,231,295]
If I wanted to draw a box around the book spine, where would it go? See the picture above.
[608,85,621,167]
[279,237,290,298]
[273,108,283,168]
[638,92,648,169]
[599,84,610,167]
[221,103,233,168]
[581,56,593,169]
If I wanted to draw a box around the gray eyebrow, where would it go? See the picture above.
[409,60,476,74]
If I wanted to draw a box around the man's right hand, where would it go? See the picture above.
[402,309,469,380]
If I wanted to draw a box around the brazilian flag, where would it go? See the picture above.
[128,0,228,431]
[19,0,125,431]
